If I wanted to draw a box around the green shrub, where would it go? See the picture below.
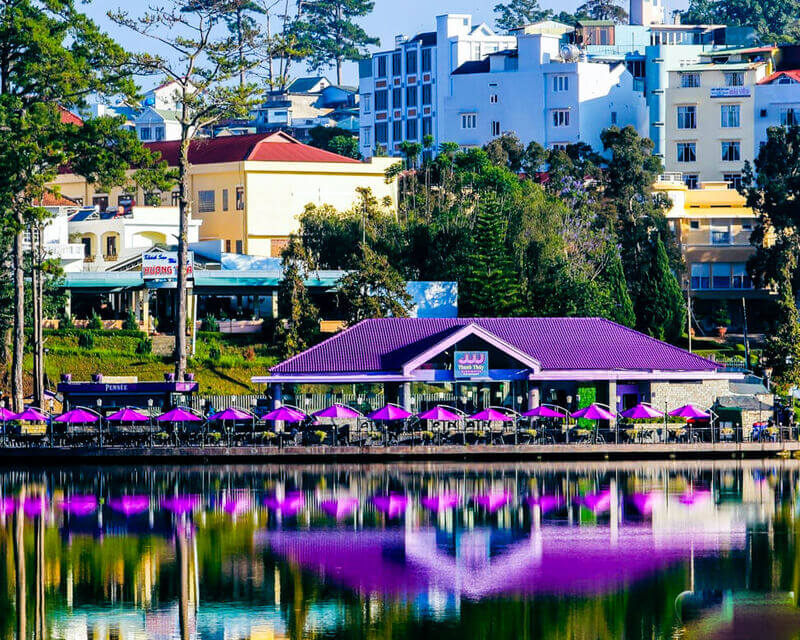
[88,311,103,331]
[123,310,139,331]
[77,332,95,350]
[208,341,221,363]
[216,354,238,369]
[135,337,153,355]
[201,315,219,332]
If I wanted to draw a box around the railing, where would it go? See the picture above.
[657,172,683,184]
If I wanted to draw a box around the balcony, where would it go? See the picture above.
[43,243,85,261]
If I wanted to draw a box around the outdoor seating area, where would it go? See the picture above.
[0,401,790,449]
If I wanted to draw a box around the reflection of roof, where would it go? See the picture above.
[270,317,722,375]
[758,70,800,84]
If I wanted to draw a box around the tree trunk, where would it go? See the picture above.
[33,225,44,408]
[174,135,191,381]
[11,224,24,412]
[237,8,245,88]
[31,228,40,408]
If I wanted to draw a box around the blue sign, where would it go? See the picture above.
[454,351,489,378]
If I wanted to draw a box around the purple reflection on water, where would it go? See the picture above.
[372,494,408,518]
[161,495,200,514]
[320,497,359,519]
[527,495,564,514]
[576,491,611,513]
[23,496,47,518]
[109,495,150,516]
[264,492,305,516]
[221,492,252,515]
[678,489,712,505]
[473,492,511,513]
[421,493,460,512]
[59,495,98,517]
[630,492,662,515]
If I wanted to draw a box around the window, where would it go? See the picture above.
[105,235,117,258]
[375,90,388,111]
[393,87,402,109]
[422,84,432,105]
[154,126,165,141]
[92,195,109,211]
[712,262,731,289]
[611,111,617,124]
[81,237,92,258]
[680,72,700,88]
[684,174,699,189]
[222,188,229,211]
[677,105,696,129]
[225,239,231,253]
[491,120,501,136]
[377,55,387,78]
[406,50,417,75]
[780,107,798,125]
[552,143,568,150]
[235,240,243,254]
[725,72,744,86]
[235,186,244,210]
[392,52,401,75]
[723,173,742,190]
[710,223,731,245]
[691,263,709,290]
[690,220,700,229]
[362,94,371,114]
[405,85,417,107]
[422,48,432,73]
[422,117,433,137]
[677,142,696,162]
[732,263,752,289]
[118,194,134,208]
[406,118,418,139]
[720,104,740,128]
[553,75,569,92]
[198,190,215,213]
[552,109,569,127]
[392,120,403,139]
[489,93,498,104]
[139,127,151,141]
[375,122,388,144]
[171,191,180,206]
[721,141,740,162]
[362,126,371,146]
[461,113,477,129]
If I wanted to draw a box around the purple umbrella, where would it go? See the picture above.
[368,405,412,421]
[421,493,460,512]
[109,495,150,516]
[262,406,307,423]
[372,494,408,518]
[264,491,305,516]
[59,495,98,516]
[0,407,15,421]
[106,408,150,423]
[620,403,664,419]
[158,407,202,423]
[162,495,200,514]
[15,407,48,422]
[320,497,359,519]
[473,491,512,512]
[523,405,567,418]
[669,404,710,419]
[208,407,254,422]
[314,404,362,419]
[54,408,99,424]
[571,404,616,421]
[416,406,462,421]
[469,408,515,422]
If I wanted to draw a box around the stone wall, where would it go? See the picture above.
[649,379,732,412]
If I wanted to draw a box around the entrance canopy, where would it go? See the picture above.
[255,318,727,385]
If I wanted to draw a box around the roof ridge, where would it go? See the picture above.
[270,319,368,373]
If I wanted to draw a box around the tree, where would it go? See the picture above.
[636,237,685,341]
[484,132,526,173]
[601,247,636,327]
[291,0,379,84]
[764,262,800,392]
[336,244,412,324]
[494,0,552,31]
[274,237,320,358]
[577,0,628,22]
[328,135,360,159]
[111,1,260,381]
[682,0,800,42]
[309,125,355,150]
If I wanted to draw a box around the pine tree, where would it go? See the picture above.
[463,195,521,316]
[637,237,685,342]
[275,238,320,359]
[602,247,636,327]
[764,262,800,392]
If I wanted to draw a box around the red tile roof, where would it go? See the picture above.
[145,131,361,166]
[40,191,80,207]
[758,70,800,85]
[58,106,84,127]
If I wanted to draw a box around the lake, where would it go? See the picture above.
[1,461,799,640]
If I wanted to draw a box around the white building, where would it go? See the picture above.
[359,14,515,158]
[754,69,800,151]
[27,193,85,273]
[135,107,181,142]
[442,30,648,152]
[142,81,187,111]
[69,206,200,271]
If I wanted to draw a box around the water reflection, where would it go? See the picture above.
[0,462,799,639]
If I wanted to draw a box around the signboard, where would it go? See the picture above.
[454,351,489,378]
[710,87,750,98]
[142,252,194,281]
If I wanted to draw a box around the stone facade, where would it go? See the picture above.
[649,379,732,413]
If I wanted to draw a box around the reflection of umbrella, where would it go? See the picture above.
[372,494,408,518]
[469,408,514,422]
[0,497,13,515]
[523,406,567,418]
[264,492,305,516]
[416,406,461,421]
[678,489,712,505]
[54,408,99,424]
[571,404,615,420]
[15,407,49,422]
[473,492,511,512]
[620,403,664,419]
[314,404,361,419]
[669,404,710,419]
[261,406,307,423]
[162,495,200,514]
[23,496,47,517]
[630,492,662,515]
[421,493,459,512]
[320,497,359,519]
[527,495,564,514]
[221,492,252,515]
[368,405,412,421]
[576,490,611,513]
[106,408,150,423]
[158,407,202,423]
[59,495,98,516]
[109,495,150,516]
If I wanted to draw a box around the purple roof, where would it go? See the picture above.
[270,318,719,375]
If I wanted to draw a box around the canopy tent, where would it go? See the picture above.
[157,407,203,423]
[669,404,711,419]
[314,404,362,419]
[368,404,412,421]
[14,407,49,422]
[261,406,307,423]
[106,408,150,423]
[54,408,100,424]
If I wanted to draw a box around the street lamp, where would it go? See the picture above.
[96,398,103,448]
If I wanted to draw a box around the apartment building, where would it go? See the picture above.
[358,14,515,158]
[755,69,800,150]
[440,28,647,151]
[663,46,776,186]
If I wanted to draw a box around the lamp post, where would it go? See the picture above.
[49,399,54,447]
[0,400,5,447]
[96,399,103,448]
[148,398,154,448]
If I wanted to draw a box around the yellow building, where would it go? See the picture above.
[664,46,777,187]
[654,175,770,300]
[54,132,398,257]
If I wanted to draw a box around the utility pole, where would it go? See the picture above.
[687,284,692,353]
[742,297,750,371]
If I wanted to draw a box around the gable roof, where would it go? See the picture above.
[270,317,721,376]
[409,31,437,46]
[145,131,361,166]
[59,106,84,127]
[288,76,329,93]
[40,191,80,207]
[758,69,800,84]
[452,59,491,75]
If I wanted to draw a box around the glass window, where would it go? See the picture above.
[225,239,231,253]
[235,186,244,210]
[725,72,744,86]
[377,56,387,78]
[490,94,498,104]
[461,113,477,129]
[723,173,742,190]
[405,85,417,107]
[105,235,117,257]
[720,104,740,127]
[375,90,388,111]
[677,142,696,162]
[139,127,151,141]
[684,174,699,189]
[491,121,501,137]
[406,118,418,139]
[392,120,403,139]
[198,190,215,213]
[375,122,388,144]
[721,141,740,162]
[690,263,709,290]
[422,48,432,73]
[680,72,700,88]
[362,94,371,114]
[393,87,402,109]
[712,263,731,289]
[154,127,165,141]
[405,49,417,75]
[553,75,569,92]
[392,53,401,75]
[222,188,229,211]
[710,223,731,245]
[235,240,243,254]
[362,127,371,146]
[422,84,432,105]
[780,107,798,125]
[422,117,432,137]
[552,110,570,127]
[677,105,696,129]
[732,263,752,289]
[92,195,109,211]
[690,220,700,229]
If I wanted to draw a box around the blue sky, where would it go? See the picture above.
[84,0,690,89]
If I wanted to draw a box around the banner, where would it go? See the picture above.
[710,87,750,98]
[454,351,489,378]
[142,252,194,281]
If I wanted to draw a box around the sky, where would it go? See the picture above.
[83,0,690,90]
